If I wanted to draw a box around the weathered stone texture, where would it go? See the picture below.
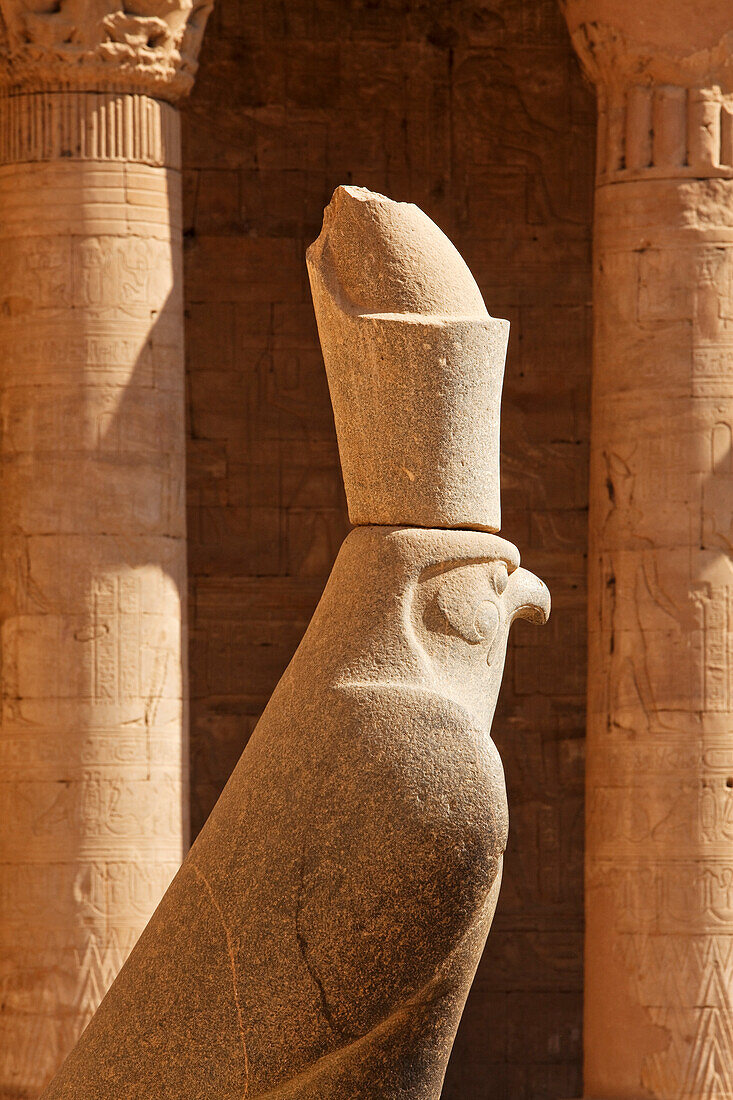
[308,185,509,532]
[182,2,592,1096]
[562,3,733,1096]
[0,9,213,1094]
[0,1,213,98]
[40,520,550,1098]
[0,150,187,1096]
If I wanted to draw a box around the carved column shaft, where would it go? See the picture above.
[588,174,733,1100]
[560,4,733,1097]
[0,5,210,1095]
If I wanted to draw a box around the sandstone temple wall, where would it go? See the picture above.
[181,2,594,1096]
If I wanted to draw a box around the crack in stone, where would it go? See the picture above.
[192,860,249,1097]
[258,880,499,1099]
[293,839,347,1042]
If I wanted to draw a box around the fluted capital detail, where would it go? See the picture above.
[0,0,213,101]
[559,1,733,182]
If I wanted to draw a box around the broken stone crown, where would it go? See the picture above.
[307,185,509,534]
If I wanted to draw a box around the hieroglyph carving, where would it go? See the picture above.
[560,3,733,1098]
[0,43,190,1096]
[0,0,213,98]
[585,180,733,1100]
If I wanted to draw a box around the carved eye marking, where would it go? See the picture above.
[472,600,500,646]
[434,570,501,646]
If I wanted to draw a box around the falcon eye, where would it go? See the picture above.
[474,601,500,648]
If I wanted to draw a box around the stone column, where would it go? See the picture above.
[559,2,733,1097]
[0,4,211,1096]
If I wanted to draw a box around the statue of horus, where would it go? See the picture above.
[40,186,549,1099]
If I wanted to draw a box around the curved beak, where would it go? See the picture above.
[504,566,551,626]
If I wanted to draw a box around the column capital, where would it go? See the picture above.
[560,1,733,91]
[0,0,213,102]
[560,0,733,181]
